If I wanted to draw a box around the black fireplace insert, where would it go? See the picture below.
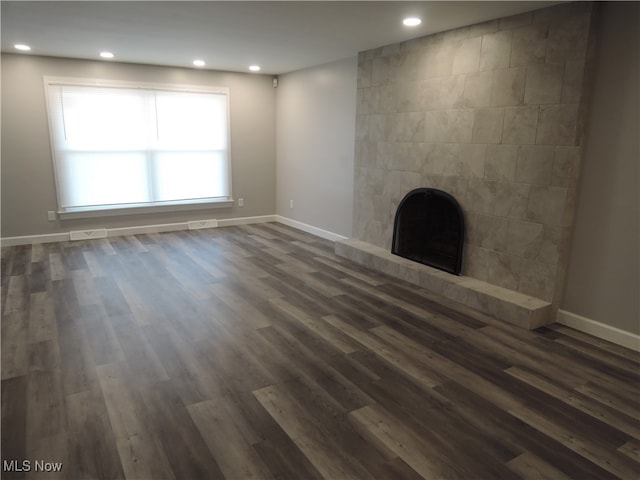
[391,188,465,275]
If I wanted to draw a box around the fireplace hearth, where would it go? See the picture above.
[392,188,465,275]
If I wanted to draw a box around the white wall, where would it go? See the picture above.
[276,57,357,238]
[562,2,640,336]
[2,53,357,242]
[1,54,276,238]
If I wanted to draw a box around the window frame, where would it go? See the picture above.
[43,76,234,219]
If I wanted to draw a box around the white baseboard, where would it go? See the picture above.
[2,214,344,248]
[0,215,277,246]
[556,309,640,351]
[219,215,276,227]
[0,232,70,246]
[107,222,190,237]
[275,216,348,242]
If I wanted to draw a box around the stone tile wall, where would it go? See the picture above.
[353,3,595,305]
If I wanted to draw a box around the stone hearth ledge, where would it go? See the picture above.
[335,238,552,330]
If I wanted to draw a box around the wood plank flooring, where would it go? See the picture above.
[1,223,639,479]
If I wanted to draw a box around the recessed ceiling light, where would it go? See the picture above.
[249,65,261,72]
[403,17,422,27]
[193,59,206,67]
[14,44,31,51]
[100,51,114,59]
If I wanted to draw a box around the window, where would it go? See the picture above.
[44,77,232,217]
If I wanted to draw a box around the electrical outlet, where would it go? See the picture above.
[238,198,244,207]
[290,200,294,209]
[47,211,57,221]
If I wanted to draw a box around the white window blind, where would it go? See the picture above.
[45,78,231,214]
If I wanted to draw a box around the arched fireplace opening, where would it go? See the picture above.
[392,188,465,275]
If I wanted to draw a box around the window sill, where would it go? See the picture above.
[58,198,234,220]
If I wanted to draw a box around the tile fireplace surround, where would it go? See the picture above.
[338,3,597,329]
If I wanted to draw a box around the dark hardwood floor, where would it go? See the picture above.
[1,222,639,479]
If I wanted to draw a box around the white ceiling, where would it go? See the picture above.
[1,1,560,75]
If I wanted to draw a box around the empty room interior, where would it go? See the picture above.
[1,1,639,479]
